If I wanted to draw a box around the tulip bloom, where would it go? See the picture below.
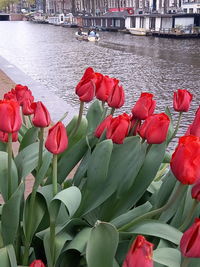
[94,115,113,138]
[14,84,34,106]
[31,101,50,128]
[95,74,115,102]
[191,180,200,201]
[180,218,200,257]
[0,131,18,143]
[173,89,193,112]
[139,113,170,144]
[123,235,154,267]
[4,89,17,101]
[45,122,68,154]
[186,106,200,137]
[170,136,200,185]
[107,79,125,109]
[22,98,34,115]
[132,92,156,120]
[29,259,45,267]
[75,67,96,102]
[106,113,130,144]
[0,100,22,133]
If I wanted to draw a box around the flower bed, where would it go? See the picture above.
[0,67,199,267]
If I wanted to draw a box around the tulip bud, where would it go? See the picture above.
[22,98,34,115]
[173,89,193,112]
[75,67,96,102]
[0,131,18,143]
[123,235,154,267]
[45,122,68,154]
[185,106,200,137]
[132,92,156,120]
[170,136,200,185]
[106,113,130,144]
[31,101,51,128]
[29,259,45,267]
[95,74,115,102]
[94,115,113,138]
[0,100,22,133]
[191,180,200,201]
[180,218,200,257]
[139,113,170,144]
[107,79,125,109]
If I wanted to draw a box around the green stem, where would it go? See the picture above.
[170,111,182,141]
[110,107,115,115]
[119,183,184,232]
[179,200,199,232]
[52,154,58,196]
[50,220,56,267]
[70,101,84,137]
[7,133,12,199]
[181,257,190,267]
[38,128,44,171]
[22,189,37,265]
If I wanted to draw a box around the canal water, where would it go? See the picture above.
[0,21,200,136]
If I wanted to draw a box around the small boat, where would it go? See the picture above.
[75,32,100,42]
[128,28,148,36]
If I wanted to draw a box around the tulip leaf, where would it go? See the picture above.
[57,135,96,184]
[1,182,24,245]
[111,201,152,228]
[128,219,182,244]
[86,221,119,267]
[0,141,6,152]
[76,140,113,215]
[0,151,18,202]
[86,100,104,134]
[15,142,39,180]
[50,186,82,223]
[6,245,18,267]
[0,247,10,267]
[165,107,174,143]
[153,248,181,267]
[19,126,39,151]
[23,192,47,241]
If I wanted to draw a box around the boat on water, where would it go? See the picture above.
[75,32,100,42]
[128,28,148,36]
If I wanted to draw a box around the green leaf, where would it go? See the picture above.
[15,142,39,180]
[0,141,6,152]
[0,152,18,202]
[23,193,47,240]
[0,247,10,267]
[57,136,96,184]
[86,222,119,267]
[86,100,104,134]
[77,140,113,215]
[111,202,152,228]
[66,227,91,252]
[1,183,24,245]
[6,245,18,267]
[50,186,82,223]
[165,107,174,143]
[128,220,182,245]
[153,248,181,267]
[19,126,39,151]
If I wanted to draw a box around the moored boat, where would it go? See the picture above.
[128,28,148,36]
[75,32,100,42]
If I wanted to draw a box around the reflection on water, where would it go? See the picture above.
[0,21,200,138]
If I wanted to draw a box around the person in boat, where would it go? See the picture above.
[88,29,96,37]
[77,27,83,36]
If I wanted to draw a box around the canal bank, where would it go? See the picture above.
[0,55,76,124]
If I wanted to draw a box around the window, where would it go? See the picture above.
[183,8,187,13]
[197,8,200,13]
[189,8,193,13]
[131,17,136,27]
[140,17,144,28]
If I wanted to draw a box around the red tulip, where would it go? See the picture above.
[45,122,68,154]
[75,67,96,102]
[22,98,34,115]
[170,136,200,185]
[31,101,51,128]
[139,113,170,144]
[191,180,200,201]
[123,235,154,267]
[15,84,34,106]
[29,259,45,267]
[186,106,200,137]
[0,131,18,143]
[107,79,125,109]
[0,100,22,133]
[95,74,115,102]
[173,89,193,112]
[180,218,200,257]
[106,113,130,144]
[4,89,17,101]
[132,92,156,120]
[94,115,113,138]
